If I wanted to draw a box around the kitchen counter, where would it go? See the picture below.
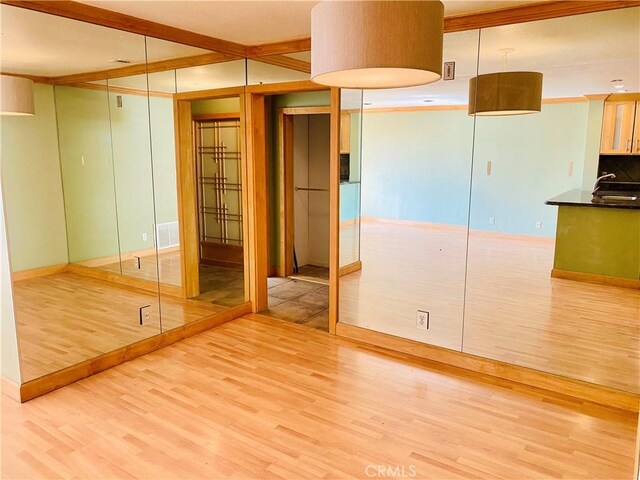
[546,189,640,209]
[546,192,639,288]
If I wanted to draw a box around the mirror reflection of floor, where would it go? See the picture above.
[264,277,329,331]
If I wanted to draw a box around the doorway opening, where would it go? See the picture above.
[266,107,331,330]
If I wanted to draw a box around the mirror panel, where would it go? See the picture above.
[338,30,481,350]
[247,55,310,85]
[463,9,640,393]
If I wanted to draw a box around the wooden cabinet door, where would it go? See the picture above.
[340,113,350,154]
[600,101,635,154]
[633,102,640,154]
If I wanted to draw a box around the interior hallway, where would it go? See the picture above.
[2,314,636,479]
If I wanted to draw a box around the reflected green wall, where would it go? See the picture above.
[0,84,69,271]
[192,98,240,115]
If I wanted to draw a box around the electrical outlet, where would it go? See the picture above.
[133,256,141,269]
[416,310,429,330]
[139,305,151,325]
[535,221,543,229]
[142,232,148,242]
[489,216,495,225]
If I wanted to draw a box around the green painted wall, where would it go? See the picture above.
[0,83,69,271]
[554,206,640,279]
[56,86,177,262]
[268,91,331,269]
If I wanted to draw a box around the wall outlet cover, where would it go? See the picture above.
[416,310,429,330]
[133,256,141,269]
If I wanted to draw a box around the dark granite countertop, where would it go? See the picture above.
[546,189,640,210]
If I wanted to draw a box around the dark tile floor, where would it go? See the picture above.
[195,265,245,307]
[193,264,329,331]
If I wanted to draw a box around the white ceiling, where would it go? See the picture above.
[79,0,545,46]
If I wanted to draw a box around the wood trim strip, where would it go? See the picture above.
[174,99,199,298]
[192,112,240,121]
[11,263,68,282]
[246,38,311,57]
[51,52,239,85]
[0,71,53,84]
[551,269,640,290]
[64,82,172,98]
[173,86,246,101]
[251,54,311,74]
[328,88,341,335]
[606,92,640,102]
[1,0,247,56]
[19,302,252,402]
[279,106,331,115]
[67,263,184,298]
[278,111,295,278]
[444,0,640,33]
[244,80,327,95]
[339,260,362,277]
[335,322,639,412]
[239,94,251,304]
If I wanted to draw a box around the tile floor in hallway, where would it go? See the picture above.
[266,276,329,331]
[195,265,246,307]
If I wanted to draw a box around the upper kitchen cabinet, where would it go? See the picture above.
[600,95,640,154]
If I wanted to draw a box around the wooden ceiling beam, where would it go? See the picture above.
[0,0,247,56]
[0,71,54,84]
[251,55,310,74]
[246,38,311,58]
[443,0,640,32]
[50,52,239,85]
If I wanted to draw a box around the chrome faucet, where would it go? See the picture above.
[592,173,616,195]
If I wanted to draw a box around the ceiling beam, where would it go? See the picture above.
[443,0,640,32]
[0,0,247,57]
[0,71,53,84]
[246,39,311,58]
[50,52,240,85]
[251,55,310,74]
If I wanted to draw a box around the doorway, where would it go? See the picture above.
[266,108,331,330]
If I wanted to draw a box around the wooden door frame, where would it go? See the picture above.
[277,106,332,278]
[243,81,340,334]
[173,86,247,299]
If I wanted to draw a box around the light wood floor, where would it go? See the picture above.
[2,314,637,479]
[12,272,224,382]
[98,250,182,287]
[340,220,640,393]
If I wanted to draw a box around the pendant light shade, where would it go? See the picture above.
[0,75,35,116]
[311,0,444,89]
[468,72,543,116]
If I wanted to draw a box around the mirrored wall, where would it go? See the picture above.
[0,4,308,383]
[339,8,640,394]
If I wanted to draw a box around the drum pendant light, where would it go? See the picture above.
[0,75,35,116]
[311,0,444,89]
[468,50,542,116]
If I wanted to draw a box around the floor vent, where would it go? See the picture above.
[156,221,179,249]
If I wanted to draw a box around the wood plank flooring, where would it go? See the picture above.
[340,220,640,393]
[97,250,182,287]
[12,272,224,382]
[2,314,637,479]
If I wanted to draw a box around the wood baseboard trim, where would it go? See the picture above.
[339,260,362,277]
[19,301,252,402]
[551,269,640,290]
[12,263,69,282]
[335,323,639,412]
[1,376,21,402]
[67,263,184,298]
